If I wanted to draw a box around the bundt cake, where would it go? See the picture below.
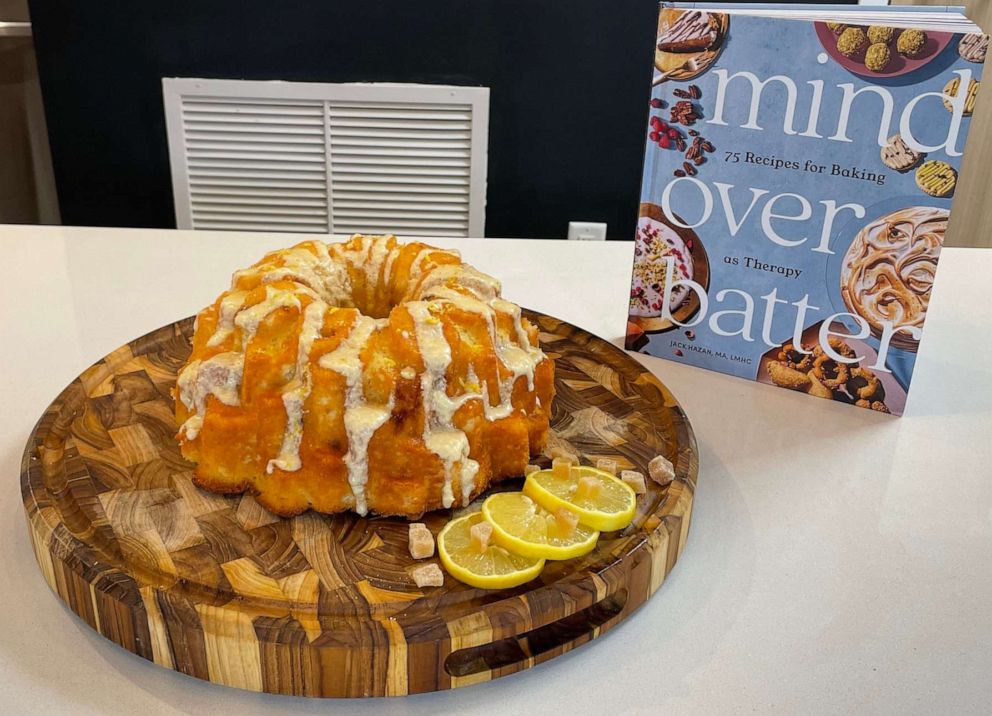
[174,235,554,518]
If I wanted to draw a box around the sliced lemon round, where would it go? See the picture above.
[437,512,545,589]
[481,492,600,561]
[523,466,637,532]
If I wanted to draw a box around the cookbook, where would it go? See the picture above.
[626,2,987,415]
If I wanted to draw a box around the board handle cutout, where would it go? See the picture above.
[444,588,629,677]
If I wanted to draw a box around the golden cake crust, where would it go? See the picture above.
[174,235,554,518]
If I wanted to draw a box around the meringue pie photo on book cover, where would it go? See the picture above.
[627,2,987,415]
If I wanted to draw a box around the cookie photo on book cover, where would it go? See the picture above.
[880,133,924,172]
[654,7,729,83]
[627,203,709,337]
[958,32,989,63]
[915,160,957,197]
[942,74,980,115]
[756,320,907,415]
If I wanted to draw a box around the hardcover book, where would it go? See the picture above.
[626,2,986,415]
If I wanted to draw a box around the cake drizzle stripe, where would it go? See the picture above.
[178,286,307,440]
[407,300,480,508]
[205,290,247,348]
[234,286,304,339]
[317,313,381,515]
[266,299,328,474]
[175,353,242,440]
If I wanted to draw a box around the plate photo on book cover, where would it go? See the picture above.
[654,7,730,82]
[823,196,947,390]
[628,203,710,337]
[757,319,907,415]
[814,22,954,80]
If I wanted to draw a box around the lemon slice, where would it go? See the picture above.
[437,512,545,589]
[523,466,637,532]
[481,492,600,561]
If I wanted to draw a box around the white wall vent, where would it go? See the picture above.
[163,78,489,237]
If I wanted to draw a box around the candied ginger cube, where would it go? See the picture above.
[595,457,619,476]
[524,463,541,476]
[408,523,435,559]
[552,457,574,480]
[574,475,602,501]
[550,446,577,462]
[648,455,676,486]
[410,562,444,588]
[620,470,646,495]
[553,507,580,537]
[470,520,493,552]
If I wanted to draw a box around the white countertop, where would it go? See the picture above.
[1,225,990,715]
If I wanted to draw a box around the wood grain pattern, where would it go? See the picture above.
[20,310,699,697]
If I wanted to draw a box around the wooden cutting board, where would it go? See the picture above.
[20,310,698,698]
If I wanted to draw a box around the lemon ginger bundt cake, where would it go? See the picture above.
[174,235,554,518]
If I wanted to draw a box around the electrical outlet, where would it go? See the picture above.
[567,221,607,241]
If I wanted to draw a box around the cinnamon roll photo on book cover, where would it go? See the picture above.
[627,2,987,415]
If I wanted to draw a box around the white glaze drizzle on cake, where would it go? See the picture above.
[363,237,391,306]
[234,285,305,338]
[407,300,479,508]
[317,314,379,515]
[267,300,327,474]
[205,290,247,348]
[421,285,541,418]
[233,245,353,306]
[409,245,455,286]
[176,352,243,440]
[178,285,304,439]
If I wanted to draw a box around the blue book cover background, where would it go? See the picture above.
[627,7,985,415]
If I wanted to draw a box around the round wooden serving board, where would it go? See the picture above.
[21,310,698,698]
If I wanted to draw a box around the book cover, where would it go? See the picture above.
[626,4,986,415]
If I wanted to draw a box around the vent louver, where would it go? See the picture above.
[164,79,489,237]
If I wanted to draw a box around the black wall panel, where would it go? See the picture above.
[28,1,854,238]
